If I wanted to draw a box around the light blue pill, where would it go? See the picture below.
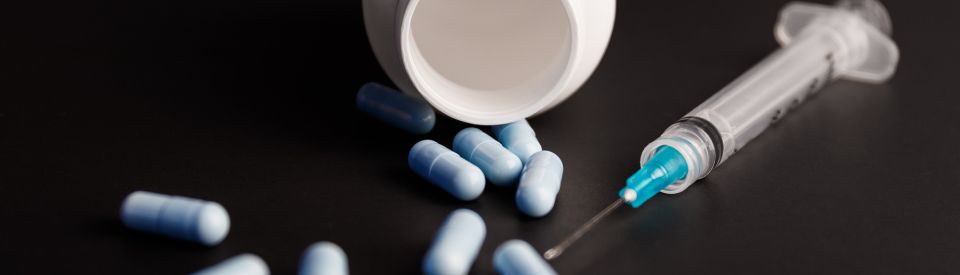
[516,151,563,217]
[493,240,557,275]
[120,191,230,246]
[192,253,270,275]
[409,140,486,201]
[491,119,542,165]
[424,209,486,275]
[299,241,348,275]
[453,128,523,186]
[357,82,435,134]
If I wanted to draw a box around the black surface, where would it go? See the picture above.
[2,0,960,274]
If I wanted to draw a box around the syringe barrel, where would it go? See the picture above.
[689,28,843,166]
[641,2,898,194]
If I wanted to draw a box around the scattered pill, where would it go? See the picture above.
[493,240,557,275]
[453,128,523,186]
[516,151,563,217]
[120,191,230,246]
[299,241,348,275]
[423,209,486,275]
[491,119,542,165]
[357,82,435,134]
[409,140,486,200]
[192,253,270,275]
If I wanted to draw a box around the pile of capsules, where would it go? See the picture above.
[115,82,559,275]
[358,82,563,218]
[362,82,563,274]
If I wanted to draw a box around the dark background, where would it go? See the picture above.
[1,0,959,274]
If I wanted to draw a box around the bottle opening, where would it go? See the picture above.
[401,0,575,124]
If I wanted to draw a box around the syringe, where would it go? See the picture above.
[544,0,900,260]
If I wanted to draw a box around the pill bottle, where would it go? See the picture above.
[362,0,616,125]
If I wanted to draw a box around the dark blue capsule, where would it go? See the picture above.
[357,82,435,134]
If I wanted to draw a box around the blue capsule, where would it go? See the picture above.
[409,140,486,201]
[192,253,270,275]
[453,128,523,186]
[299,241,348,275]
[491,119,542,165]
[120,191,230,246]
[357,82,435,134]
[493,240,557,275]
[516,151,563,217]
[423,209,486,275]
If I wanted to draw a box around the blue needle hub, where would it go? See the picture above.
[619,146,688,208]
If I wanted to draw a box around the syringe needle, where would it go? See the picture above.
[543,197,626,260]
